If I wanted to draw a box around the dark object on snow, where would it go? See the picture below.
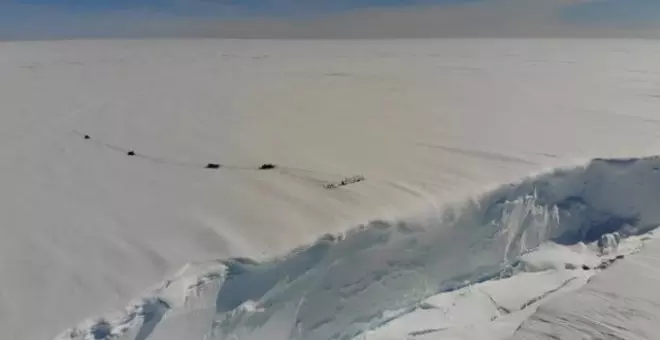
[84,135,90,140]
[259,163,276,170]
[127,151,136,156]
[206,163,221,169]
[616,254,625,260]
[581,264,591,271]
[323,175,365,189]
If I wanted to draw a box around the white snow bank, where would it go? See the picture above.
[55,156,660,340]
[515,242,597,272]
[363,269,589,340]
[55,261,226,340]
[364,232,655,340]
[510,231,660,340]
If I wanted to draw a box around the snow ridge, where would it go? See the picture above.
[54,156,660,340]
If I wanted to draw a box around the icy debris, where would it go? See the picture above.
[597,232,620,255]
[516,242,599,273]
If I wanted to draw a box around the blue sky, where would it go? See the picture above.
[3,0,481,17]
[2,0,660,39]
[564,0,660,26]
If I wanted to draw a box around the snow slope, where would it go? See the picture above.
[2,39,660,339]
[56,156,660,340]
[511,233,660,339]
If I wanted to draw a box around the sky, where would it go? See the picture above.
[1,0,660,39]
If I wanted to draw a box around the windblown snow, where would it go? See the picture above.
[1,39,660,339]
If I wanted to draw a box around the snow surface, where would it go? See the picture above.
[54,156,660,340]
[510,233,660,340]
[2,39,660,339]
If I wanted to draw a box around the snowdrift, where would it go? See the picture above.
[55,156,660,340]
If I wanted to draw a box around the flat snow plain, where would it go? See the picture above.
[2,39,660,339]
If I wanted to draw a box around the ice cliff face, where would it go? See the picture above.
[55,156,660,340]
